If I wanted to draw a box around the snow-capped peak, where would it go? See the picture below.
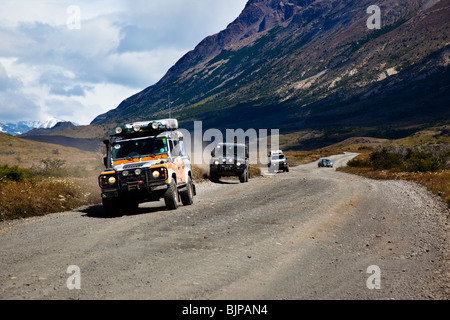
[0,118,77,136]
[38,118,66,129]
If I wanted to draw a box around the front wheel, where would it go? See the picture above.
[164,180,179,210]
[240,168,249,183]
[180,177,194,206]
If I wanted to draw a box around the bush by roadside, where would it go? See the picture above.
[347,146,449,172]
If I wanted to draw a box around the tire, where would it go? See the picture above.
[164,179,179,210]
[286,166,290,172]
[102,197,120,217]
[210,171,219,182]
[180,177,194,206]
[239,169,247,183]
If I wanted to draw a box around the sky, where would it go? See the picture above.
[0,0,248,125]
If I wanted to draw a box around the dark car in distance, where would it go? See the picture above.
[318,158,333,168]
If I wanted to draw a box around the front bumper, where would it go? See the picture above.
[99,167,169,199]
[268,162,288,169]
[210,164,246,176]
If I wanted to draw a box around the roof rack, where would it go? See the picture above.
[112,119,178,137]
[269,150,283,155]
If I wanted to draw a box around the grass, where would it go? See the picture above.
[0,133,103,221]
[0,176,99,221]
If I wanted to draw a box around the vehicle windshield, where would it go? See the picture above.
[214,144,246,158]
[112,137,167,160]
[271,155,285,160]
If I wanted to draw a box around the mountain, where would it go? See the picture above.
[0,121,41,136]
[16,120,101,152]
[91,0,449,136]
[20,121,77,137]
[0,118,71,136]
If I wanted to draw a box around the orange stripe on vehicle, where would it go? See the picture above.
[113,159,139,165]
[141,154,168,162]
[113,155,168,165]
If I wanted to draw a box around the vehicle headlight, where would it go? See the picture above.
[122,170,129,177]
[115,127,122,134]
[236,162,241,166]
[152,170,160,178]
[135,168,142,175]
[214,160,219,165]
[133,124,141,132]
[228,158,233,163]
[108,176,116,184]
[152,122,159,130]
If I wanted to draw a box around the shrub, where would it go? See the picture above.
[249,165,262,178]
[402,148,446,172]
[347,158,372,168]
[350,146,448,172]
[0,165,28,182]
[370,147,403,170]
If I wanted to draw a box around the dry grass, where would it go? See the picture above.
[0,133,104,221]
[192,165,209,181]
[0,176,100,221]
[249,165,262,178]
[0,133,103,173]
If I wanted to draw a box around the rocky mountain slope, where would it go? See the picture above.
[91,0,449,133]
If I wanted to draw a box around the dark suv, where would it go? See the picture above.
[209,142,249,183]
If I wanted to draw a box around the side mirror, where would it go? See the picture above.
[103,157,107,168]
[211,150,215,157]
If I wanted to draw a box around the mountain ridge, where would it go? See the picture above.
[0,118,75,136]
[90,0,449,136]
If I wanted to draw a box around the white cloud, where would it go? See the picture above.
[0,0,248,125]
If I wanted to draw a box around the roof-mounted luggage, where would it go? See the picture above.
[113,119,178,137]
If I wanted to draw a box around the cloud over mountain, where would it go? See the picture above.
[0,0,247,124]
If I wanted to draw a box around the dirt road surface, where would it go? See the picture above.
[1,153,449,300]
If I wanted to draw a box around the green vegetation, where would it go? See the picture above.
[348,146,449,172]
[0,165,28,182]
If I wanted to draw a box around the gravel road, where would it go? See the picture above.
[1,153,448,300]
